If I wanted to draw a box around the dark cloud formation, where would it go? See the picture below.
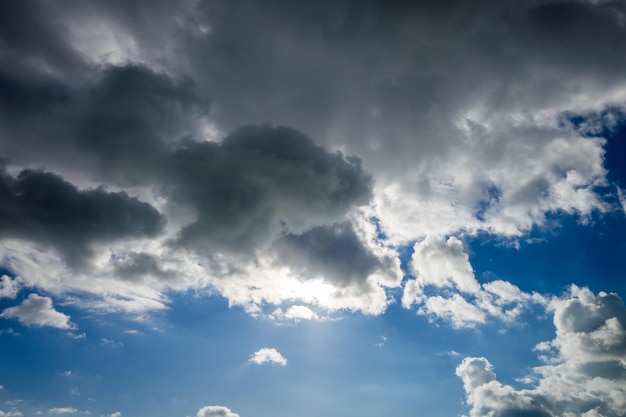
[167,125,373,253]
[0,167,165,267]
[273,222,384,288]
[0,57,372,260]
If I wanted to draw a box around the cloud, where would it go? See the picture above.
[0,166,165,268]
[249,348,287,366]
[0,0,623,322]
[403,235,545,328]
[1,294,73,329]
[271,305,319,322]
[272,221,397,289]
[0,275,20,298]
[0,411,23,417]
[457,287,626,417]
[48,409,77,415]
[103,413,121,417]
[195,406,239,417]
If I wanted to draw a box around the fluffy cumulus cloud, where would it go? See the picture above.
[249,348,288,366]
[457,287,626,417]
[403,235,545,328]
[1,294,73,329]
[0,275,21,299]
[196,406,239,417]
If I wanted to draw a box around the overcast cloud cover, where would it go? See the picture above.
[1,0,626,416]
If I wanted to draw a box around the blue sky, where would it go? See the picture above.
[1,1,626,417]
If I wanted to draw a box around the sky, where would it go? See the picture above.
[1,0,626,416]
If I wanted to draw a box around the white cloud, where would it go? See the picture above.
[0,411,23,417]
[271,305,319,322]
[403,235,545,328]
[48,409,77,415]
[0,275,21,299]
[100,338,123,348]
[102,413,121,417]
[195,406,239,417]
[1,294,74,329]
[249,348,287,366]
[457,287,626,417]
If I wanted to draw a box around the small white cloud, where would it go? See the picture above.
[271,305,319,322]
[249,347,287,366]
[0,275,21,299]
[1,294,74,329]
[100,338,123,348]
[48,408,77,415]
[0,410,23,417]
[102,413,121,417]
[196,405,239,417]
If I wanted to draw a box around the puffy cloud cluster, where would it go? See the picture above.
[249,348,288,366]
[403,235,545,328]
[196,406,239,417]
[457,287,626,417]
[0,275,21,299]
[1,294,73,329]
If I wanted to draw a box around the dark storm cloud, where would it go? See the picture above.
[0,64,207,181]
[0,167,165,267]
[0,58,372,258]
[273,222,383,287]
[0,1,87,76]
[184,0,626,156]
[166,125,373,253]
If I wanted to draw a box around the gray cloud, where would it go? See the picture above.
[0,0,624,321]
[0,166,165,267]
[273,222,387,288]
[166,125,373,254]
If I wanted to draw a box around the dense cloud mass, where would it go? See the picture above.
[0,0,622,316]
[0,166,165,267]
[1,0,626,414]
